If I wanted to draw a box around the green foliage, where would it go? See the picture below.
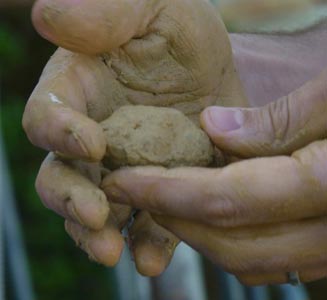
[0,24,25,72]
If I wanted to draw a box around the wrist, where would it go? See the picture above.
[230,22,327,107]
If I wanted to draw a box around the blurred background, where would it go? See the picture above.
[1,0,327,300]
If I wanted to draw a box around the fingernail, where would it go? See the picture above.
[68,129,91,159]
[66,200,86,226]
[67,188,109,230]
[102,182,131,205]
[88,235,124,267]
[203,107,244,133]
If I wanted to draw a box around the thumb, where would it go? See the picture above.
[201,69,327,158]
[32,0,161,54]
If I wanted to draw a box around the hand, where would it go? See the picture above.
[102,69,327,285]
[37,153,178,276]
[23,0,246,275]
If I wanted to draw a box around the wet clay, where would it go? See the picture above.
[101,105,214,169]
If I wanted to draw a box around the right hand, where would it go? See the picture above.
[102,68,327,285]
[23,0,246,275]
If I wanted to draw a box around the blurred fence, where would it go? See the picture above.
[1,128,35,300]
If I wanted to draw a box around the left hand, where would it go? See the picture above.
[102,69,327,285]
[24,0,246,276]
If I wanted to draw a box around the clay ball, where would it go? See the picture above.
[101,105,214,169]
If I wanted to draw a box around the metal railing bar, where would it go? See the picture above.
[114,241,152,300]
[278,284,310,300]
[153,242,207,300]
[0,132,35,300]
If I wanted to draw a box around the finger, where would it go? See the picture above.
[153,215,327,276]
[23,48,108,161]
[237,267,327,286]
[129,211,179,277]
[36,153,109,230]
[102,140,327,226]
[106,203,179,276]
[201,69,327,157]
[32,0,162,54]
[65,202,132,266]
[109,202,133,231]
[65,217,124,267]
[237,272,289,286]
[298,267,327,283]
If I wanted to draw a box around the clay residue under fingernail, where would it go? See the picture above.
[66,199,86,226]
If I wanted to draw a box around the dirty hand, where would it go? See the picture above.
[22,0,246,275]
[103,69,327,284]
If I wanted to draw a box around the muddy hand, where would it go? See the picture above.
[103,69,327,284]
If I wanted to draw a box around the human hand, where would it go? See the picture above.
[102,69,327,284]
[36,153,179,276]
[23,0,246,275]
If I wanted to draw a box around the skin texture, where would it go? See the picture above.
[103,67,327,285]
[217,0,313,28]
[23,0,247,276]
[101,105,214,169]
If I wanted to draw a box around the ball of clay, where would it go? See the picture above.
[101,105,214,168]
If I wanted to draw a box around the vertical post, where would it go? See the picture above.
[278,284,310,300]
[216,268,247,300]
[153,243,207,300]
[0,81,6,300]
[114,243,152,300]
[0,133,35,300]
[0,142,4,299]
[245,286,270,300]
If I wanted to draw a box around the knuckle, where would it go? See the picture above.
[265,95,292,150]
[144,181,166,212]
[201,196,239,227]
[35,170,49,207]
[22,102,34,139]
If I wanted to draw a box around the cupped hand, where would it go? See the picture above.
[22,0,246,275]
[103,69,327,284]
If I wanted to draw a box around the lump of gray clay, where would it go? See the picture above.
[101,105,214,169]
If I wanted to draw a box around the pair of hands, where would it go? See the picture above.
[23,0,327,285]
